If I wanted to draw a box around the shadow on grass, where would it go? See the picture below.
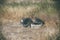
[0,0,6,39]
[53,0,60,40]
[0,0,6,17]
[0,0,6,5]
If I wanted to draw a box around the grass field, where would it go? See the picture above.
[0,0,60,40]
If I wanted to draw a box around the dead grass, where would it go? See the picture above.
[0,0,60,40]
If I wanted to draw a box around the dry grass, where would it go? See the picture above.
[1,6,59,40]
[1,6,39,22]
[0,0,60,40]
[1,13,59,40]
